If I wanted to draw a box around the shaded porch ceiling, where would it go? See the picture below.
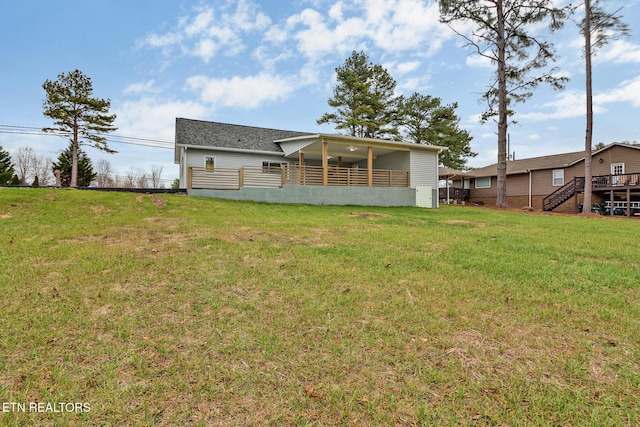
[277,135,409,163]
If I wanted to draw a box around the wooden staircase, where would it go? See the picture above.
[542,178,585,211]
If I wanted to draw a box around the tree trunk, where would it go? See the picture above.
[71,117,79,188]
[496,0,508,207]
[583,0,593,213]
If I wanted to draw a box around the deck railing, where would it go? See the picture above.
[188,165,410,190]
[284,165,409,187]
[591,172,640,188]
[438,187,470,201]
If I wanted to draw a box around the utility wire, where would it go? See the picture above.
[0,124,174,150]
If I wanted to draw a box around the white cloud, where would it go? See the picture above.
[144,32,183,52]
[595,76,640,107]
[395,61,420,74]
[284,8,365,58]
[142,1,271,63]
[594,39,640,64]
[518,76,640,122]
[123,80,160,95]
[367,0,444,52]
[185,8,214,37]
[280,0,448,59]
[225,0,271,31]
[519,90,587,121]
[114,98,209,141]
[466,54,494,69]
[193,39,218,63]
[186,73,296,109]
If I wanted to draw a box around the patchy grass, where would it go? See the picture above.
[0,188,639,426]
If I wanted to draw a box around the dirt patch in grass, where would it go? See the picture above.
[58,218,188,253]
[150,195,167,207]
[0,214,11,219]
[90,205,110,214]
[348,212,389,218]
[218,226,335,248]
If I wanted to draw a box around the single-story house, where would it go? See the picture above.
[174,118,447,207]
[443,143,640,215]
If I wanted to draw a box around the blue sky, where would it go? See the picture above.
[1,0,639,184]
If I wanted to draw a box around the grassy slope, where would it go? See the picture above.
[0,188,639,426]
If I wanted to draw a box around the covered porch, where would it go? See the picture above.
[187,134,422,190]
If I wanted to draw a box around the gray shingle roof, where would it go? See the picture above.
[468,150,586,177]
[175,118,314,153]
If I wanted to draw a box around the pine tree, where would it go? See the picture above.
[43,70,117,187]
[52,142,97,187]
[439,0,569,206]
[399,93,476,170]
[0,145,15,186]
[317,51,400,140]
[579,0,629,213]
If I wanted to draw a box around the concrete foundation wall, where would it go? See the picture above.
[189,185,431,207]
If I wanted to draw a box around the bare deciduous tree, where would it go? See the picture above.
[150,165,164,188]
[33,155,54,186]
[12,147,54,185]
[95,159,114,187]
[13,147,35,184]
[124,166,149,188]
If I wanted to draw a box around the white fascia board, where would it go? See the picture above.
[175,143,285,157]
[275,133,447,153]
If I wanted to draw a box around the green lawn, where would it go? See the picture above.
[1,188,639,426]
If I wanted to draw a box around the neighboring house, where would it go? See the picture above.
[443,143,640,215]
[174,118,446,207]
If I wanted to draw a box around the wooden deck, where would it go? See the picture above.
[543,172,640,216]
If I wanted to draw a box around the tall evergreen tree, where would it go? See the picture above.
[0,144,15,186]
[579,0,629,213]
[399,93,476,170]
[52,142,97,187]
[42,69,117,187]
[439,0,569,206]
[317,51,400,140]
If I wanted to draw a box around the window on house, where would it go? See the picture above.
[611,163,625,185]
[204,156,215,171]
[262,161,287,173]
[611,163,625,175]
[552,169,564,186]
[475,177,490,188]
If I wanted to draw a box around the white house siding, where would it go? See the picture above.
[279,139,315,157]
[410,150,438,189]
[373,150,411,170]
[180,148,286,187]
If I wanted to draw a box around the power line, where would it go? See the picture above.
[0,124,174,150]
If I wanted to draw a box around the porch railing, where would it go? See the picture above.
[284,165,409,187]
[591,172,640,188]
[438,187,470,201]
[187,165,410,190]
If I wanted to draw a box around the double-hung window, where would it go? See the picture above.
[552,169,564,186]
